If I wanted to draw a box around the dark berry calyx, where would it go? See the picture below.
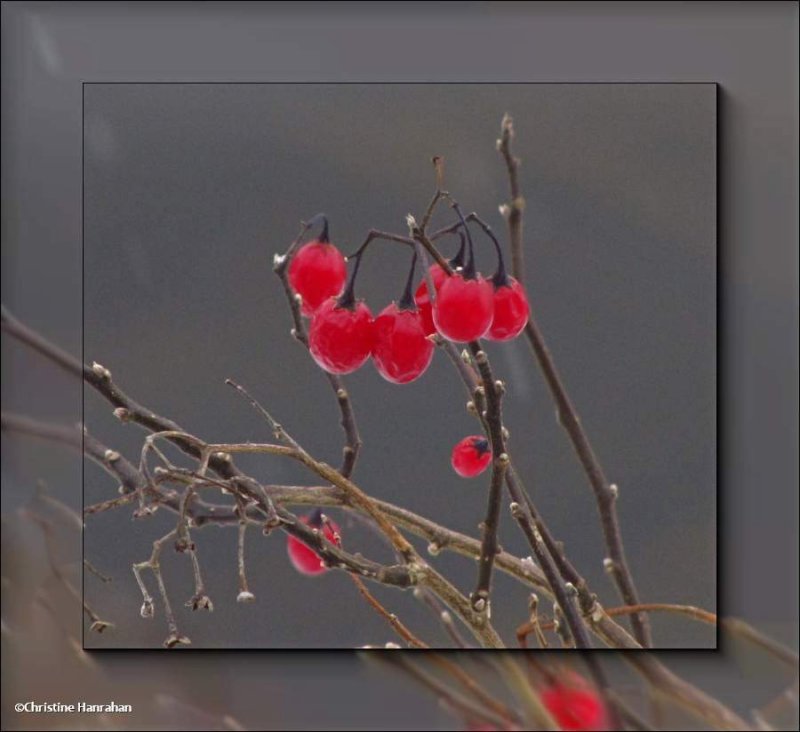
[308,507,324,529]
[472,437,490,456]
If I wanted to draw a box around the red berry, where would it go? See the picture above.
[487,276,530,341]
[540,682,609,732]
[451,435,492,477]
[287,512,340,576]
[434,273,494,342]
[372,303,435,384]
[288,240,347,316]
[309,297,374,374]
[413,263,449,336]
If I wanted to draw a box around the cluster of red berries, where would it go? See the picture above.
[286,211,530,384]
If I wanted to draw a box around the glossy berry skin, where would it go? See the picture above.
[309,297,374,374]
[540,683,609,732]
[413,263,449,336]
[487,277,530,341]
[451,435,492,478]
[372,304,435,384]
[434,274,494,342]
[288,240,347,316]
[287,514,340,576]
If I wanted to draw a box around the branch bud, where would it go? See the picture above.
[91,362,111,379]
[164,633,191,649]
[103,449,120,463]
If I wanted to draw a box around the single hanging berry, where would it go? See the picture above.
[373,252,435,384]
[451,435,492,477]
[433,210,494,342]
[287,509,340,576]
[287,215,347,316]
[478,220,530,341]
[414,231,467,336]
[540,680,609,732]
[309,249,374,374]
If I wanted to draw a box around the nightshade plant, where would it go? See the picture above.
[2,115,797,731]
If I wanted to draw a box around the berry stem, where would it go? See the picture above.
[449,231,466,270]
[398,251,419,311]
[451,202,477,280]
[479,223,509,287]
[462,214,510,287]
[304,212,329,243]
[336,248,365,310]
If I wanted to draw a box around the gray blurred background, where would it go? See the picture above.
[81,82,716,648]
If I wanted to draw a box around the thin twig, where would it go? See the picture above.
[627,655,751,731]
[413,588,471,648]
[351,576,428,648]
[132,529,191,648]
[497,113,525,283]
[272,220,363,477]
[495,118,651,647]
[4,309,505,647]
[328,516,427,648]
[429,655,522,728]
[384,655,515,730]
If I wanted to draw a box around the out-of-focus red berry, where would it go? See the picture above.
[451,435,492,477]
[372,303,435,384]
[287,512,340,576]
[540,682,609,732]
[288,240,347,316]
[309,297,374,374]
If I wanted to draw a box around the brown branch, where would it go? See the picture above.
[2,415,414,593]
[350,574,428,648]
[261,484,553,594]
[23,508,113,634]
[272,220,368,477]
[429,655,522,729]
[494,117,651,647]
[4,309,506,647]
[413,588,470,648]
[381,655,515,730]
[508,500,592,649]
[627,655,751,731]
[329,516,428,649]
[132,529,191,648]
[497,113,525,284]
[465,346,508,619]
[516,594,549,649]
